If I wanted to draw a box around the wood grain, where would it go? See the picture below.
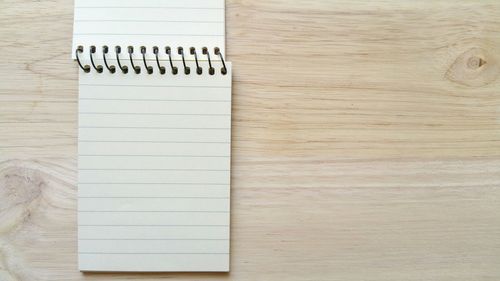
[1,0,500,280]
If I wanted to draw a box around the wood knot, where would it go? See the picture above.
[467,56,486,69]
[0,164,44,233]
[446,47,499,87]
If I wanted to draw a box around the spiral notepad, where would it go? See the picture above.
[72,0,231,272]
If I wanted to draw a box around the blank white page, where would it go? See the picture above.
[77,61,232,272]
[72,0,225,60]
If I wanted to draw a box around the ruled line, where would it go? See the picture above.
[78,210,229,214]
[79,197,230,199]
[79,84,230,88]
[78,140,230,143]
[78,183,229,186]
[79,252,229,255]
[78,155,230,157]
[75,33,224,36]
[79,112,230,116]
[79,225,229,227]
[78,182,229,185]
[80,239,227,241]
[75,7,224,10]
[75,20,224,23]
[79,126,230,130]
[79,168,229,171]
[80,98,230,102]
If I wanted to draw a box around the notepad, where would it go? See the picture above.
[72,0,231,272]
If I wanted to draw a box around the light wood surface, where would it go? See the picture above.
[1,0,500,280]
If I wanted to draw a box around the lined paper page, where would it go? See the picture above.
[78,61,232,272]
[72,0,225,59]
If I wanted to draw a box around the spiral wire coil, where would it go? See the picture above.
[76,45,227,75]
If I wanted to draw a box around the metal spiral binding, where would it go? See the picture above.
[128,46,141,74]
[178,47,190,75]
[102,45,116,73]
[115,46,128,74]
[75,46,90,73]
[89,46,103,73]
[165,46,178,75]
[153,46,166,75]
[75,45,227,75]
[190,47,203,75]
[141,46,153,74]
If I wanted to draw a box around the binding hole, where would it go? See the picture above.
[115,46,128,74]
[178,47,190,75]
[202,47,215,75]
[89,46,103,73]
[166,47,178,75]
[190,47,202,75]
[102,45,116,73]
[141,46,153,74]
[214,47,227,75]
[128,46,141,74]
[153,46,165,74]
[75,46,91,73]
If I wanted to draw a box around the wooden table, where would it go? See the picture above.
[1,0,499,280]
